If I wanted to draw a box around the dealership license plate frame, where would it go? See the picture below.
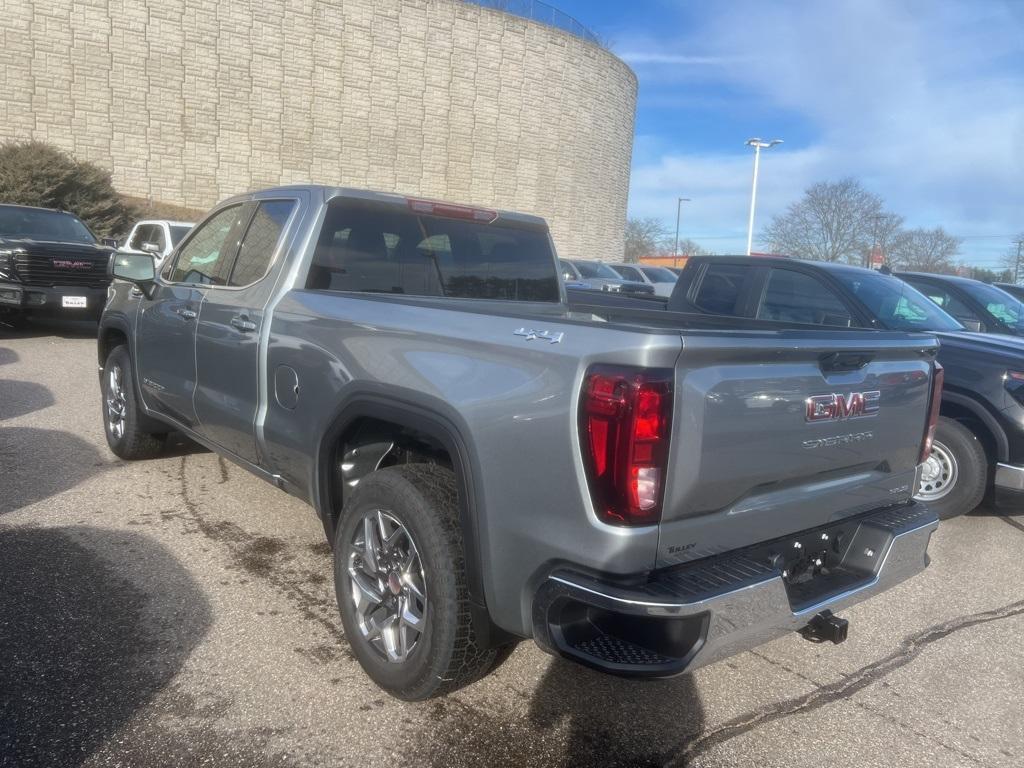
[62,296,87,309]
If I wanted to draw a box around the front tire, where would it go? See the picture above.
[915,416,987,520]
[102,345,166,460]
[333,464,503,700]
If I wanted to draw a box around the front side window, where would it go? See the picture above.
[833,271,962,331]
[757,268,852,326]
[306,199,559,301]
[168,205,246,285]
[902,279,980,327]
[229,200,296,287]
[129,224,152,251]
[960,281,1024,328]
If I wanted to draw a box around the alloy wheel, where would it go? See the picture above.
[347,509,427,663]
[106,364,127,440]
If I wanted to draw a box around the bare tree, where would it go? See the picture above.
[886,227,961,273]
[624,217,669,262]
[1000,233,1024,283]
[675,238,708,257]
[763,178,891,263]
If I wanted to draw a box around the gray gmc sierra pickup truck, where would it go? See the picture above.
[99,185,941,700]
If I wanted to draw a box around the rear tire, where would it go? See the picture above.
[915,416,987,520]
[333,464,503,700]
[102,345,166,460]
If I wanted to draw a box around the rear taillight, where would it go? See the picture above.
[919,362,944,463]
[580,366,673,526]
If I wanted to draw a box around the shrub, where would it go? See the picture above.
[0,141,138,237]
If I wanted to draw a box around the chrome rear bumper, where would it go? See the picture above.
[532,503,938,677]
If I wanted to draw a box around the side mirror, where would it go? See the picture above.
[109,251,156,297]
[101,237,118,248]
[141,241,161,254]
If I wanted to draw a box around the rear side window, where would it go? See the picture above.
[904,280,981,324]
[757,268,852,326]
[306,199,559,301]
[229,200,296,286]
[691,263,751,315]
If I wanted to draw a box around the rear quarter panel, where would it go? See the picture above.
[263,292,682,635]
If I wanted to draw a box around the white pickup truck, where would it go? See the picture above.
[120,219,194,265]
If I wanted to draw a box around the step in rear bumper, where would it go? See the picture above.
[532,502,938,677]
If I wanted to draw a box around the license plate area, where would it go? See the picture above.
[738,514,896,612]
[62,296,87,308]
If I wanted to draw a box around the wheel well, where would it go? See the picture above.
[940,400,996,461]
[98,327,128,368]
[327,416,453,532]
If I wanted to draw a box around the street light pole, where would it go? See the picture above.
[745,138,782,256]
[674,197,690,265]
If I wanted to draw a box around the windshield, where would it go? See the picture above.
[573,260,621,279]
[0,206,96,244]
[641,266,677,282]
[832,269,963,331]
[168,225,192,246]
[960,282,1024,328]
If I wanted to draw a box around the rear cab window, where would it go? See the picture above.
[306,198,559,301]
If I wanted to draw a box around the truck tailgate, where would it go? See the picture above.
[658,329,937,568]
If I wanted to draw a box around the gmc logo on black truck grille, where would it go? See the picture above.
[51,259,93,269]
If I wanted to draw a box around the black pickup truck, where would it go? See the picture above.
[0,204,114,325]
[588,256,1024,520]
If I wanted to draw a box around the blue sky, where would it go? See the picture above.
[553,0,1023,266]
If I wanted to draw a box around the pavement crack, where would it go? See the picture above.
[667,598,1024,766]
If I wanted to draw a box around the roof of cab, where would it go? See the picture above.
[218,184,548,228]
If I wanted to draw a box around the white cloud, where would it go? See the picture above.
[624,0,1024,261]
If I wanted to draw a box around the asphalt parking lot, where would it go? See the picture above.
[2,318,1023,768]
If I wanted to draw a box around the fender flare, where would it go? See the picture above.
[942,389,1009,462]
[313,392,500,639]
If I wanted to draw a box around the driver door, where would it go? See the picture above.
[135,204,248,427]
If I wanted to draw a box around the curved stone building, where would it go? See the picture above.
[0,0,636,260]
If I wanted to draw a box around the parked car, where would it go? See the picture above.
[120,219,194,265]
[897,272,1024,336]
[605,262,678,297]
[994,282,1024,302]
[101,186,940,699]
[0,203,114,324]
[559,258,654,294]
[669,255,1024,519]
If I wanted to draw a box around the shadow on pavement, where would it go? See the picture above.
[0,316,98,339]
[425,656,705,767]
[0,379,55,421]
[0,526,213,768]
[0,427,110,514]
[0,346,18,365]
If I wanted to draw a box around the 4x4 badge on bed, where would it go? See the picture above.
[805,391,880,422]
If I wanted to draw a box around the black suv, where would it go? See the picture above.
[898,272,1024,337]
[0,204,114,325]
[670,255,1024,520]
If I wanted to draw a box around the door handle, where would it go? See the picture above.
[177,308,197,320]
[230,315,257,332]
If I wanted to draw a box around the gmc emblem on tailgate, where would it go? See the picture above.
[805,391,880,422]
